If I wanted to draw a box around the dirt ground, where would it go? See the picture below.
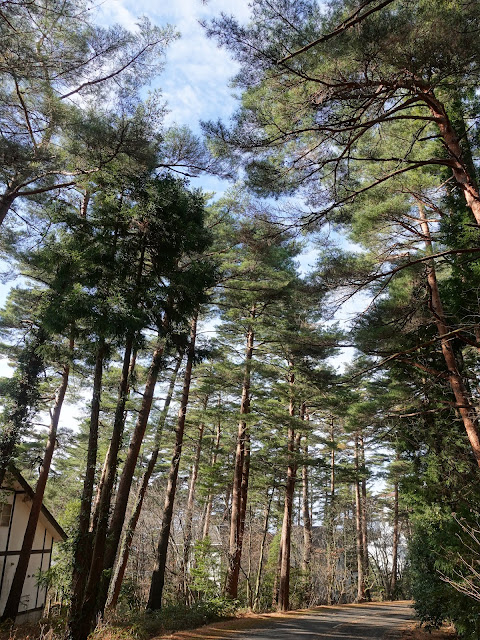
[401,622,457,640]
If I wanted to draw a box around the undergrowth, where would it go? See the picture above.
[90,598,238,640]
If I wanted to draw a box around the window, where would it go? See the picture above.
[0,502,12,527]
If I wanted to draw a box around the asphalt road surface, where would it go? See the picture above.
[210,602,414,640]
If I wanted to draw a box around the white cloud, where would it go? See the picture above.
[96,0,250,131]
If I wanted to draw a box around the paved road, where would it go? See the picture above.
[209,602,414,640]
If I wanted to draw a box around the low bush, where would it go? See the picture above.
[91,597,239,640]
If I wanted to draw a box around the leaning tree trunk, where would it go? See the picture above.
[90,350,137,533]
[225,310,255,599]
[1,336,73,622]
[147,313,198,611]
[278,362,296,611]
[68,339,105,638]
[418,202,480,466]
[425,91,480,226]
[107,354,182,610]
[354,434,366,602]
[72,334,134,640]
[96,339,165,615]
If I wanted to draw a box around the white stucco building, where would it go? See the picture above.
[0,469,66,622]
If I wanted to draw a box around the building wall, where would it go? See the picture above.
[0,486,55,621]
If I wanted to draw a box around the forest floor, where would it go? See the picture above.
[401,622,457,639]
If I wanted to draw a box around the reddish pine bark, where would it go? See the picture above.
[418,203,480,467]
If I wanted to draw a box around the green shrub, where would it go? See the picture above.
[92,597,238,640]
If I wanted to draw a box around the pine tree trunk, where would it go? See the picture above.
[1,337,73,621]
[0,189,16,227]
[97,340,165,614]
[106,354,182,610]
[390,476,399,599]
[272,539,282,608]
[326,418,336,605]
[418,203,480,466]
[425,93,480,225]
[225,312,255,599]
[68,339,105,639]
[278,363,296,612]
[183,397,208,599]
[354,434,365,602]
[359,434,370,601]
[91,351,137,533]
[301,434,313,575]
[147,313,198,611]
[253,486,274,611]
[202,403,222,540]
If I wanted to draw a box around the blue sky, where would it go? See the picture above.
[0,0,360,391]
[97,0,249,129]
[94,0,253,195]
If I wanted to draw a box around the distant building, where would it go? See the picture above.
[0,469,66,623]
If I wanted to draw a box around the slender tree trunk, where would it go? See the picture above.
[1,337,73,621]
[202,403,222,540]
[253,485,274,611]
[237,430,251,576]
[246,506,253,608]
[330,419,335,501]
[106,354,182,610]
[354,434,365,602]
[147,313,198,611]
[225,312,255,599]
[278,362,296,611]
[182,397,208,599]
[390,475,399,599]
[272,538,282,609]
[326,417,336,605]
[68,339,105,638]
[301,435,313,575]
[359,434,370,601]
[97,340,165,614]
[418,203,480,466]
